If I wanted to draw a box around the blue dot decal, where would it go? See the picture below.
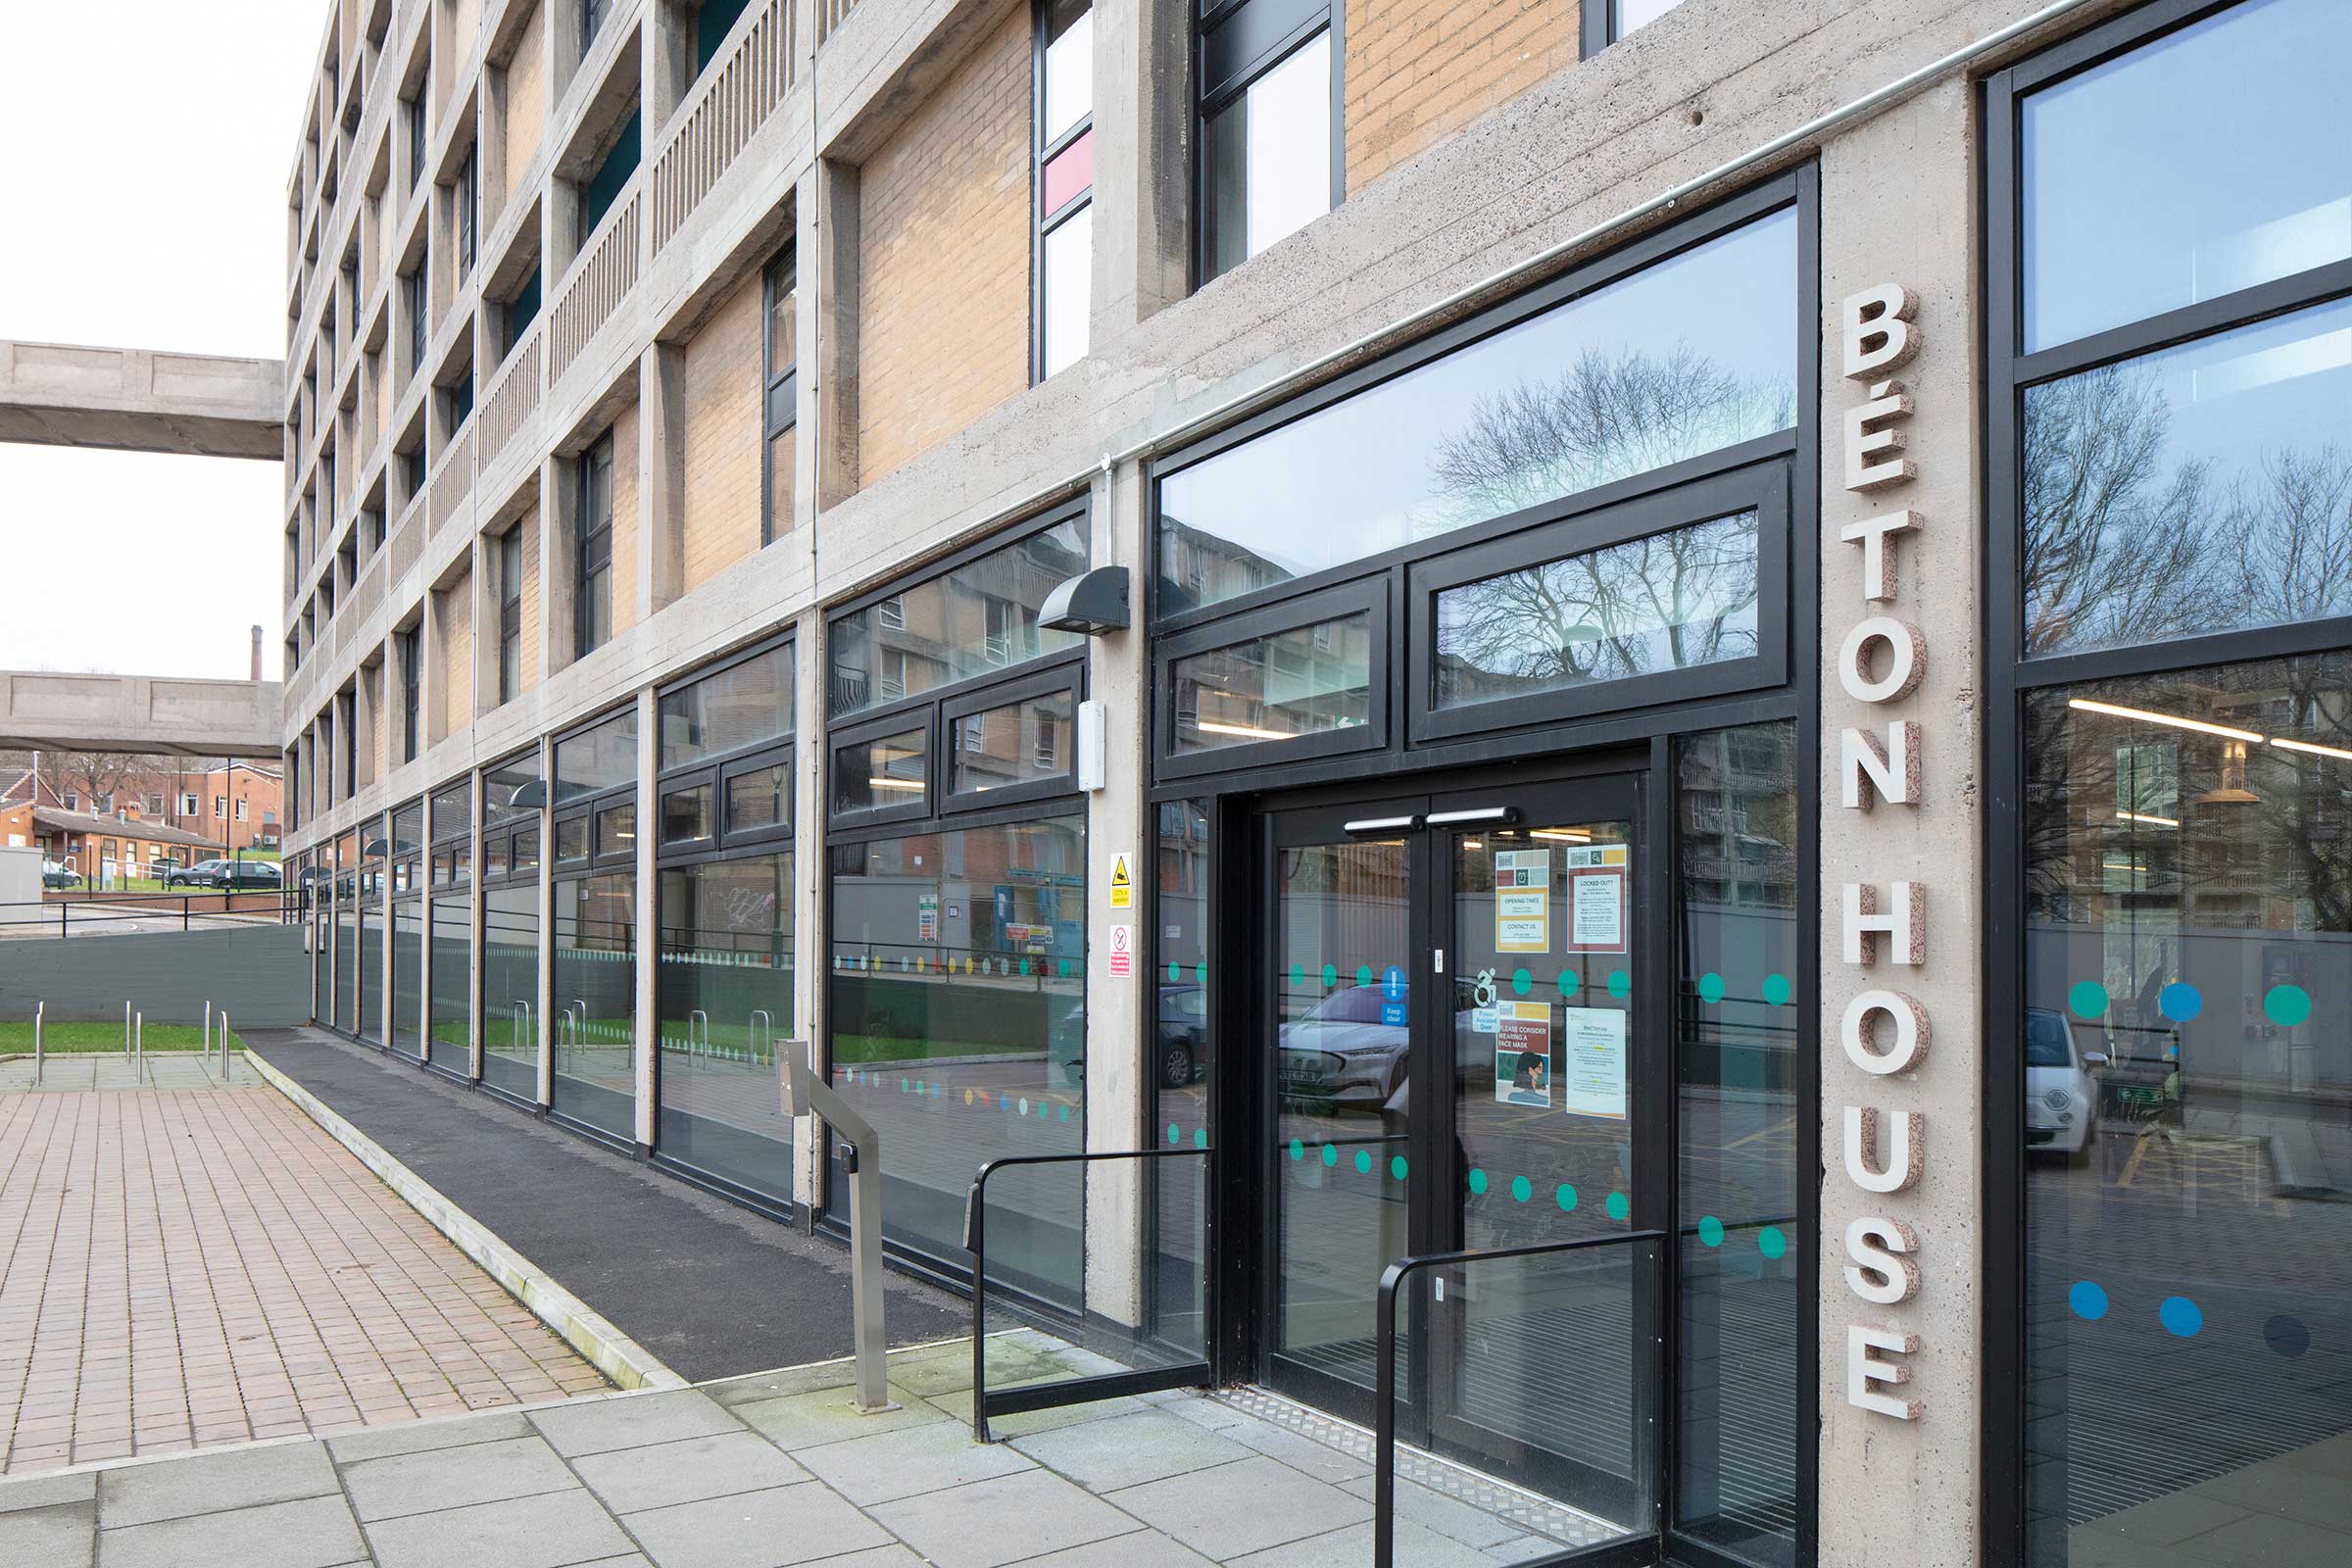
[1607,970,1632,1000]
[2265,985,2313,1027]
[1290,1139,1303,1161]
[2158,1297,2203,1337]
[1604,1191,1630,1222]
[1555,1183,1579,1212]
[1467,1168,1489,1196]
[2158,982,2201,1022]
[2264,1315,2311,1358]
[2068,1281,2108,1320]
[2068,981,2109,1020]
[1354,1150,1372,1174]
[1510,1176,1533,1203]
[1762,973,1793,1006]
[1697,973,1725,1004]
[1390,1154,1407,1181]
[1697,1215,1725,1248]
[1321,1144,1338,1167]
[1757,1226,1787,1260]
[1384,966,1406,1000]
[1557,970,1580,999]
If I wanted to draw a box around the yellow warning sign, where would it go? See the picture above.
[1109,853,1133,909]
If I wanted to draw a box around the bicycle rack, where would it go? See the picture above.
[747,1009,773,1067]
[512,1001,534,1054]
[689,1008,710,1058]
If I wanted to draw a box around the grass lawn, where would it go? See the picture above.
[0,1021,244,1054]
[832,1032,1019,1064]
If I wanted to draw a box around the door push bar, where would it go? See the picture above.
[778,1038,896,1415]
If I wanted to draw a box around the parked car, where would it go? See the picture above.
[2025,1005,2103,1161]
[40,860,77,889]
[1049,982,1212,1090]
[164,859,228,889]
[219,860,282,889]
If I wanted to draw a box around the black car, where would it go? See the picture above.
[164,858,228,889]
[219,860,282,889]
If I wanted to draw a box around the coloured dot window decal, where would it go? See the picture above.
[2158,982,2201,1022]
[1290,1138,1303,1161]
[1762,973,1793,1006]
[2068,1280,2108,1320]
[1511,1176,1533,1202]
[1697,972,1727,1004]
[1321,963,1338,989]
[2068,980,2108,1020]
[1604,1191,1630,1222]
[1511,968,1532,997]
[1607,970,1632,999]
[1390,1154,1407,1181]
[2265,984,2312,1027]
[1467,1168,1489,1196]
[1557,970,1580,998]
[1556,1183,1578,1211]
[1757,1226,1787,1260]
[1321,1144,1338,1167]
[1697,1215,1725,1248]
[1354,1150,1372,1174]
[2159,1296,2203,1337]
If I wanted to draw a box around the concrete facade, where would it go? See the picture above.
[0,340,281,460]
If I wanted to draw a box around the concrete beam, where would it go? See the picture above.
[0,669,284,758]
[0,341,283,461]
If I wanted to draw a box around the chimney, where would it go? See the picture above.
[251,624,264,681]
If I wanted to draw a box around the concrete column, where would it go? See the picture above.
[638,343,688,620]
[1089,0,1190,339]
[809,159,859,511]
[541,455,579,674]
[478,74,509,238]
[552,0,587,100]
[1815,77,1984,1568]
[632,684,659,1152]
[1083,458,1150,1329]
[536,731,556,1105]
[791,604,825,1213]
[645,0,695,131]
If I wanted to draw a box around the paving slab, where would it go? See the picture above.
[1227,1518,1496,1568]
[0,1498,94,1568]
[1009,1531,1219,1568]
[1012,1409,1256,1493]
[0,1469,96,1514]
[570,1430,809,1513]
[324,1408,537,1463]
[730,1384,950,1447]
[97,1493,366,1568]
[1339,1474,1534,1549]
[870,1467,1144,1568]
[797,1418,1038,1504]
[340,1433,579,1521]
[529,1390,743,1457]
[360,1486,636,1568]
[622,1480,891,1568]
[1108,1455,1373,1560]
[99,1441,339,1528]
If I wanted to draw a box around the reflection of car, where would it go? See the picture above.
[2026,1006,2103,1160]
[41,860,77,889]
[1049,984,1213,1090]
[1278,985,1409,1105]
[219,860,282,889]
[165,859,227,888]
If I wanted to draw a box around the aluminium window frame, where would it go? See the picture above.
[760,249,799,546]
[1155,576,1392,783]
[654,631,799,864]
[1031,0,1094,383]
[576,429,617,656]
[551,704,638,876]
[498,527,523,705]
[1978,3,2352,1563]
[1192,0,1345,288]
[940,662,1087,814]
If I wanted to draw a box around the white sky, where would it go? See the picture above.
[0,3,327,683]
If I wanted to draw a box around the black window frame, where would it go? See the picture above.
[760,249,798,546]
[1156,576,1389,782]
[1193,0,1345,288]
[941,662,1085,813]
[406,95,425,193]
[498,526,523,705]
[577,428,616,657]
[553,704,638,874]
[404,268,427,385]
[456,141,479,276]
[1979,3,2352,1562]
[1031,0,1094,382]
[399,623,421,763]
[656,632,798,862]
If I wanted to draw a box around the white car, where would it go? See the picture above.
[2026,1005,2103,1160]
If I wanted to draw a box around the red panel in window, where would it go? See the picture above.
[1043,128,1094,218]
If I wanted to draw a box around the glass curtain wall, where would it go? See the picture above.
[313,850,332,1024]
[553,708,639,1142]
[359,826,385,1046]
[1991,5,2352,1563]
[391,800,424,1057]
[428,779,472,1076]
[655,638,798,1209]
[481,750,543,1101]
[335,830,359,1035]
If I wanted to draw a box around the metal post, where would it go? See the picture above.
[220,1011,232,1083]
[34,1002,43,1084]
[204,1002,214,1068]
[123,1000,131,1062]
[778,1038,893,1414]
[134,1011,143,1082]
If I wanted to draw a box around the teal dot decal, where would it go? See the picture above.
[1058,1104,1071,1122]
[1321,962,1338,990]
[1289,961,1303,989]
[2265,985,2313,1027]
[1290,1138,1304,1161]
[2158,982,2201,1022]
[1697,1215,1725,1248]
[1697,972,1726,1004]
[1195,1127,1209,1150]
[1356,964,1374,989]
[1607,970,1632,1000]
[1510,1176,1533,1203]
[1762,973,1793,1006]
[1390,1154,1408,1181]
[1059,959,1072,978]
[1467,1168,1489,1196]
[1195,963,1207,985]
[1557,970,1581,999]
[1604,1191,1630,1222]
[1555,1183,1579,1212]
[1321,1144,1338,1167]
[1758,1226,1788,1260]
[2068,981,2109,1020]
[1511,968,1533,997]
[1167,961,1181,982]
[1166,1122,1180,1146]
[1354,1149,1372,1174]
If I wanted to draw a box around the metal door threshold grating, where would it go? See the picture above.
[1216,1385,1636,1551]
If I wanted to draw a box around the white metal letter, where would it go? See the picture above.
[1848,1326,1924,1420]
[1841,881,1925,966]
[1839,510,1921,604]
[1843,1216,1922,1305]
[1844,379,1917,491]
[1842,283,1921,379]
[1841,989,1931,1075]
[1838,617,1925,705]
[1843,1104,1925,1193]
[1840,722,1921,809]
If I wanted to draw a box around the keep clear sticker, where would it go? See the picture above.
[1560,1006,1629,1120]
[1494,849,1551,953]
[1563,843,1629,954]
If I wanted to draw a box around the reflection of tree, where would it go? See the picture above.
[1436,514,1757,701]
[2221,446,2352,631]
[1429,343,1793,521]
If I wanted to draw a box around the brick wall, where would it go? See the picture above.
[1344,0,1582,195]
[682,269,766,594]
[611,403,641,634]
[518,507,542,691]
[857,0,1032,486]
[506,1,548,197]
[440,566,474,734]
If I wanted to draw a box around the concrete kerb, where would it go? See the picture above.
[241,1043,688,1395]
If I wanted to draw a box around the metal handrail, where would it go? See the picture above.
[963,1146,1213,1443]
[1373,1229,1668,1568]
[0,890,286,936]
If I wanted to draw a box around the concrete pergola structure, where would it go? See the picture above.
[0,339,286,756]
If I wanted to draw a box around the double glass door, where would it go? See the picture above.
[1260,771,1658,1526]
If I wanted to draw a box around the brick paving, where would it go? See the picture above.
[0,1078,609,1475]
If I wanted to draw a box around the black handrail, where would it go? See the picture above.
[1373,1229,1668,1568]
[963,1146,1212,1442]
[0,891,290,936]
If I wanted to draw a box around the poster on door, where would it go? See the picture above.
[1558,1006,1628,1119]
[1493,1002,1551,1106]
[1494,848,1550,953]
[1562,844,1629,954]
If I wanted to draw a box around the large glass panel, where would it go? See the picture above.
[2021,654,2352,1567]
[1170,613,1372,753]
[1614,0,1687,35]
[826,815,1087,1279]
[358,858,383,1046]
[2022,298,2352,657]
[1435,512,1761,710]
[484,751,540,825]
[725,764,790,836]
[2021,0,2351,352]
[659,643,795,769]
[430,893,470,1074]
[658,855,796,1205]
[595,803,636,860]
[662,783,714,846]
[1042,205,1093,378]
[1273,834,1409,1398]
[431,779,470,841]
[1201,30,1332,282]
[1675,724,1800,1565]
[556,709,638,803]
[1161,209,1797,612]
[335,834,358,1031]
[951,691,1072,795]
[833,728,927,815]
[829,518,1088,717]
[553,873,638,1141]
[483,885,541,1099]
[393,899,424,1058]
[1154,801,1213,1345]
[1042,0,1092,142]
[392,800,423,857]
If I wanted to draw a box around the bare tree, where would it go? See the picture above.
[34,752,175,813]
